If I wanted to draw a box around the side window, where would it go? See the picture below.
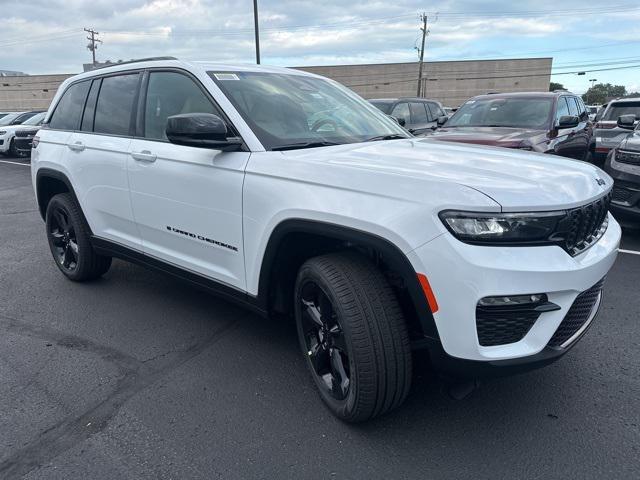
[555,97,570,122]
[94,74,140,136]
[80,79,101,132]
[566,97,579,117]
[409,102,429,125]
[427,102,445,121]
[575,97,588,120]
[48,81,91,131]
[144,71,218,140]
[390,103,410,126]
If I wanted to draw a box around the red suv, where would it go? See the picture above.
[429,92,592,160]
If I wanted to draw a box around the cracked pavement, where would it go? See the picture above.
[1,158,639,479]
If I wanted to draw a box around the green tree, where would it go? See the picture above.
[582,83,627,104]
[549,82,565,91]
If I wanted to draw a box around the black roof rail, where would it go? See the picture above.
[93,56,178,70]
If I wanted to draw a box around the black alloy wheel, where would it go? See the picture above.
[295,253,412,422]
[300,281,351,400]
[49,205,79,272]
[45,193,112,281]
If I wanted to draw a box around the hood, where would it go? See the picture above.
[618,131,640,151]
[281,138,611,211]
[0,124,33,133]
[427,126,545,148]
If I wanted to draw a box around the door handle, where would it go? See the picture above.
[131,150,157,162]
[67,141,85,152]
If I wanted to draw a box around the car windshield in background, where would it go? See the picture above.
[446,97,553,129]
[368,100,393,114]
[208,72,409,150]
[22,112,45,126]
[0,113,21,126]
[603,102,640,121]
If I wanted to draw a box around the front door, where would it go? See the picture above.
[126,70,249,290]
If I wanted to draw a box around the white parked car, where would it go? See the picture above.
[0,111,46,156]
[31,58,620,422]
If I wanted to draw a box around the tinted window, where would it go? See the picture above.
[566,97,579,116]
[555,97,570,121]
[94,74,140,136]
[447,97,553,129]
[391,103,410,125]
[144,72,217,140]
[49,81,90,130]
[603,101,640,121]
[410,102,428,124]
[81,79,101,132]
[427,102,445,121]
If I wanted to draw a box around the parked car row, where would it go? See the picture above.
[0,110,45,156]
[368,92,640,223]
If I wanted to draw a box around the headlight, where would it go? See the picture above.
[439,210,566,244]
[0,130,6,135]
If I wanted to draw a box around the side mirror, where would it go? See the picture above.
[617,114,636,130]
[556,115,579,129]
[436,115,448,127]
[166,113,242,151]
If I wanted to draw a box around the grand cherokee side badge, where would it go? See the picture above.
[595,178,606,186]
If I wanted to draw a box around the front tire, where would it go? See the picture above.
[45,193,112,281]
[294,252,412,422]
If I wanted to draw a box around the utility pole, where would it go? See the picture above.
[84,28,102,66]
[416,13,428,97]
[253,0,261,64]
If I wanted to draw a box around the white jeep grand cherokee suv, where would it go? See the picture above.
[31,58,620,422]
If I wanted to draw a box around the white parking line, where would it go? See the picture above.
[0,159,30,167]
[619,248,640,256]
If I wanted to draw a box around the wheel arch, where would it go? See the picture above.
[35,168,82,223]
[257,218,439,343]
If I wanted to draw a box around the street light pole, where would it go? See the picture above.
[588,78,597,104]
[253,0,261,64]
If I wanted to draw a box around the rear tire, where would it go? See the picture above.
[294,252,412,422]
[45,193,112,281]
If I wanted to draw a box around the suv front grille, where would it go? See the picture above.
[558,193,611,256]
[616,149,640,165]
[14,129,38,138]
[612,184,638,205]
[547,278,605,348]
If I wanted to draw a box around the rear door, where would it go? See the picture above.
[126,69,249,290]
[65,72,142,250]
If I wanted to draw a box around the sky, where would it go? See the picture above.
[1,0,639,95]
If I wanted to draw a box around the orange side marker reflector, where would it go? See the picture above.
[417,274,439,314]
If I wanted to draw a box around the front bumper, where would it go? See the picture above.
[407,213,620,367]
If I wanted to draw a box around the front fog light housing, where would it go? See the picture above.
[478,294,546,307]
[439,210,566,245]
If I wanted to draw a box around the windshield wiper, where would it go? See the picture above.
[363,134,408,142]
[271,141,342,151]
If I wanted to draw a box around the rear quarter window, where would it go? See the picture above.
[49,81,91,131]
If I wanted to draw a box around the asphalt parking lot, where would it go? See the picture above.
[1,156,639,480]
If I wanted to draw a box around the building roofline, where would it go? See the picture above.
[295,57,553,69]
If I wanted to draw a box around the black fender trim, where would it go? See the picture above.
[35,168,80,221]
[90,236,268,317]
[257,219,440,343]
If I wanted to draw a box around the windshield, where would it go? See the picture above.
[603,101,640,121]
[369,100,393,114]
[208,71,409,150]
[446,97,553,129]
[0,113,21,126]
[22,112,45,126]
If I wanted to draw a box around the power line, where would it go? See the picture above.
[84,28,102,66]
